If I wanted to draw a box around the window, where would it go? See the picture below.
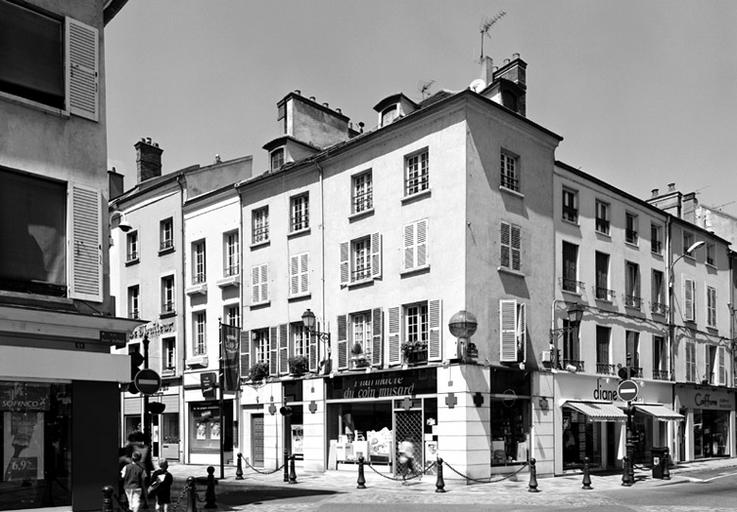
[560,319,579,369]
[684,278,696,322]
[685,341,696,382]
[126,231,139,262]
[223,231,239,277]
[625,261,641,309]
[625,212,638,245]
[595,251,611,300]
[596,326,611,374]
[561,241,579,293]
[0,1,99,120]
[289,253,309,296]
[652,336,668,380]
[352,312,373,359]
[500,222,521,272]
[352,171,373,214]
[251,264,269,304]
[405,303,429,345]
[707,286,717,328]
[160,218,173,251]
[252,206,269,244]
[193,311,206,355]
[405,149,429,196]
[162,337,175,373]
[651,270,665,314]
[127,285,140,319]
[161,275,175,314]
[340,233,381,285]
[224,304,240,327]
[380,105,399,126]
[192,240,206,284]
[682,231,694,256]
[270,148,285,170]
[291,323,309,358]
[595,200,610,235]
[403,219,429,272]
[562,187,578,223]
[651,223,663,255]
[500,151,519,192]
[707,345,717,384]
[253,328,269,363]
[499,299,526,363]
[706,243,715,266]
[625,330,640,372]
[290,193,309,232]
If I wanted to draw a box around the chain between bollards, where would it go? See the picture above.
[662,448,671,480]
[101,485,113,512]
[435,457,446,493]
[186,476,197,512]
[283,450,289,483]
[204,466,217,509]
[582,456,592,490]
[527,457,539,493]
[289,455,297,484]
[235,452,244,480]
[356,455,366,489]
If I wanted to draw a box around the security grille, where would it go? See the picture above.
[394,409,423,476]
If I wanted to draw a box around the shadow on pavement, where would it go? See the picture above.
[170,481,340,509]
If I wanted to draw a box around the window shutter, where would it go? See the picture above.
[371,308,383,367]
[337,315,348,370]
[289,255,299,296]
[718,346,726,385]
[340,242,349,286]
[66,18,99,121]
[499,299,518,362]
[240,330,251,378]
[428,299,442,361]
[511,224,521,271]
[517,302,527,362]
[308,329,318,372]
[68,183,102,301]
[371,232,382,278]
[416,219,428,267]
[279,324,288,375]
[260,264,269,301]
[388,307,401,365]
[500,223,510,268]
[251,266,260,303]
[269,326,278,376]
[684,279,694,322]
[300,253,309,293]
[403,223,415,271]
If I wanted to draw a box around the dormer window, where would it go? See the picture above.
[380,105,399,127]
[270,148,285,170]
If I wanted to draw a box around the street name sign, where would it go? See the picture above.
[617,379,639,402]
[134,368,161,395]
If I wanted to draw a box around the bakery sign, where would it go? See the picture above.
[327,368,436,400]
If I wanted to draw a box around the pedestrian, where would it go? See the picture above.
[148,459,173,512]
[121,451,146,512]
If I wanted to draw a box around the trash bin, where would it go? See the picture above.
[651,447,668,479]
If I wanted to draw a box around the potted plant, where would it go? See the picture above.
[350,343,369,369]
[401,341,428,365]
[288,355,309,376]
[248,362,270,382]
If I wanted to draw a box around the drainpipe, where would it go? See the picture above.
[176,174,188,463]
[665,214,675,460]
[315,160,327,348]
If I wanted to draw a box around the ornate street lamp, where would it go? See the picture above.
[449,310,478,362]
[302,309,331,372]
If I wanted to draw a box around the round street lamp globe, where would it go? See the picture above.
[448,310,478,339]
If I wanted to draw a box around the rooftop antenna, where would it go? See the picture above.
[418,80,436,100]
[479,11,506,61]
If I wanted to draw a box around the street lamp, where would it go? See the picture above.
[668,240,705,374]
[302,309,331,372]
[549,303,585,369]
[448,310,478,362]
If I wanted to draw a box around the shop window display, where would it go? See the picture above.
[490,398,529,465]
[562,408,601,469]
[694,409,729,458]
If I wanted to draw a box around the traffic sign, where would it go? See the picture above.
[617,379,639,402]
[134,368,161,395]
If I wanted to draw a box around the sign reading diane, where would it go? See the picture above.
[617,379,640,402]
[134,369,161,395]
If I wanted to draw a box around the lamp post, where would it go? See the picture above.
[302,309,331,372]
[549,303,585,370]
[448,310,478,362]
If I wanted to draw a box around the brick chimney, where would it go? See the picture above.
[135,137,163,183]
[108,167,124,199]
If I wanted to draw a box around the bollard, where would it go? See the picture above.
[621,457,632,487]
[435,457,446,493]
[356,455,366,489]
[582,457,592,490]
[283,450,289,482]
[528,458,539,493]
[204,466,217,509]
[186,476,197,512]
[662,448,671,480]
[289,455,297,484]
[235,452,244,480]
[101,485,113,512]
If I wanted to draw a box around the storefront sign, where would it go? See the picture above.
[326,368,436,400]
[0,383,50,411]
[591,380,619,402]
[677,386,734,411]
[130,319,175,341]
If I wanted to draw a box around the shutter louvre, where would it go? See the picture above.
[251,266,260,304]
[428,299,441,361]
[500,300,518,362]
[337,315,348,369]
[269,326,277,376]
[403,223,415,271]
[279,324,288,375]
[66,18,99,121]
[240,330,251,379]
[500,222,510,268]
[308,329,318,372]
[340,242,349,285]
[371,308,383,367]
[517,302,527,362]
[289,255,299,296]
[416,219,428,267]
[69,183,102,301]
[300,253,309,293]
[371,232,382,278]
[388,307,401,365]
[684,279,694,322]
[260,264,269,302]
[511,224,521,271]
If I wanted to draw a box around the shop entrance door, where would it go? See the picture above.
[251,414,264,467]
[393,408,423,476]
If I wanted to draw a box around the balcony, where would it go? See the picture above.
[595,218,610,235]
[596,363,616,375]
[624,295,642,310]
[595,287,616,302]
[651,302,668,316]
[625,230,638,245]
[652,369,670,381]
[159,239,174,255]
[186,274,207,296]
[402,342,428,366]
[561,359,585,372]
[252,226,269,246]
[561,278,585,294]
[160,301,175,317]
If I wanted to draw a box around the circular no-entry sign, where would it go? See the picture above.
[134,368,161,395]
[617,379,639,402]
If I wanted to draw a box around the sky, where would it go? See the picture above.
[105,0,737,213]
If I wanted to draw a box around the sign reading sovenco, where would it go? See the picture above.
[130,319,175,341]
[327,368,436,400]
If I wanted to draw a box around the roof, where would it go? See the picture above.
[103,0,128,25]
[277,92,350,122]
[373,93,419,113]
[262,135,321,153]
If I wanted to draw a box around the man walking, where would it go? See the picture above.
[122,451,146,512]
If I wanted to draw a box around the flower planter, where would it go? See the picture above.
[405,349,428,366]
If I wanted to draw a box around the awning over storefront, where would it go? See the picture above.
[564,401,627,422]
[633,404,684,421]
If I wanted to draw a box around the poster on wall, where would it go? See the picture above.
[291,425,303,456]
[196,422,207,440]
[366,428,392,459]
[3,411,44,481]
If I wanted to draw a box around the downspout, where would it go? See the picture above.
[315,158,327,472]
[665,214,675,460]
[176,174,188,463]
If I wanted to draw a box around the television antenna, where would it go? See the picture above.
[418,80,436,100]
[479,11,507,61]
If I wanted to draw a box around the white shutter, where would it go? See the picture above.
[416,219,428,267]
[403,223,415,271]
[300,253,309,293]
[66,18,99,121]
[517,303,527,362]
[511,224,521,271]
[308,328,318,372]
[240,331,251,378]
[340,242,349,285]
[269,326,277,376]
[428,299,441,361]
[371,308,383,367]
[251,266,260,303]
[499,299,518,362]
[279,324,288,375]
[371,232,382,278]
[388,307,401,365]
[289,255,299,296]
[500,222,510,268]
[337,315,348,370]
[718,346,726,385]
[260,264,269,301]
[684,278,695,322]
[68,183,102,301]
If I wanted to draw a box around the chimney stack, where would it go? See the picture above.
[651,188,659,198]
[667,182,676,192]
[108,167,124,199]
[481,56,494,87]
[135,137,163,183]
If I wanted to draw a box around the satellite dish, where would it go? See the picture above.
[469,79,486,93]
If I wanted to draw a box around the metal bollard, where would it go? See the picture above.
[289,455,297,484]
[204,466,217,509]
[186,476,197,512]
[662,448,671,480]
[435,457,446,493]
[582,456,592,490]
[356,455,366,489]
[528,458,539,493]
[236,452,244,480]
[101,485,113,512]
[283,450,289,482]
[621,457,632,487]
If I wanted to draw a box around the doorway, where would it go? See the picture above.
[251,414,264,467]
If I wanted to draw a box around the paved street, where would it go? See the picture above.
[157,458,737,511]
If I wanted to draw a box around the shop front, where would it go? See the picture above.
[188,400,233,465]
[489,367,531,468]
[674,384,735,461]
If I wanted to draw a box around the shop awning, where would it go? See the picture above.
[564,401,627,422]
[633,404,684,421]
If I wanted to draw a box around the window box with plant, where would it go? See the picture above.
[350,343,370,369]
[401,341,428,366]
[249,361,270,382]
[288,355,309,377]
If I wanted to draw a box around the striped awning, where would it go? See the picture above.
[634,404,684,421]
[564,401,627,422]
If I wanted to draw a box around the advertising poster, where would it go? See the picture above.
[3,411,44,481]
[291,425,304,456]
